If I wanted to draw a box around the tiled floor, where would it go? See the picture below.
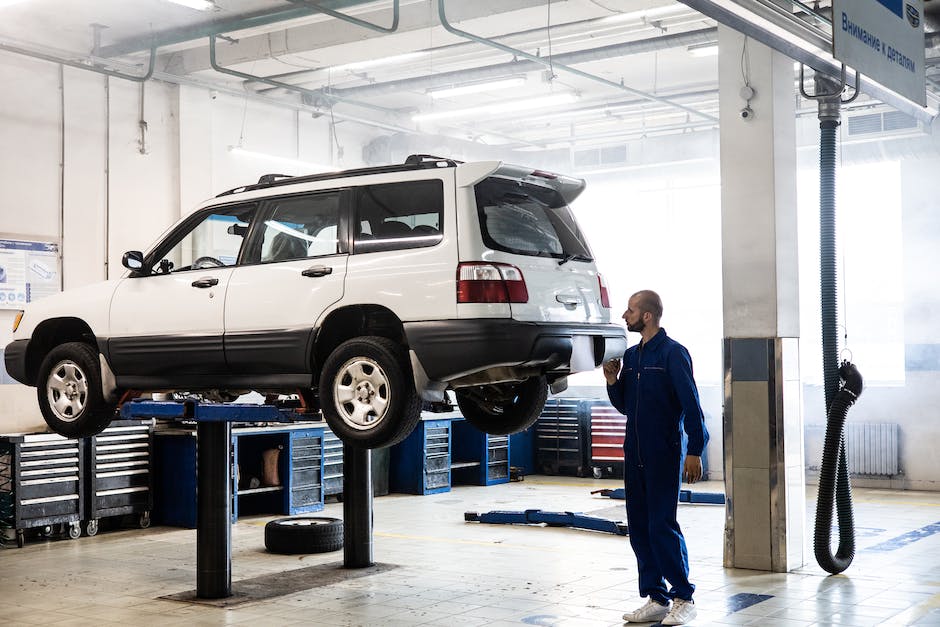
[1,476,938,626]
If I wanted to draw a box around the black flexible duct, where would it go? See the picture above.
[819,119,840,410]
[814,111,862,574]
[814,361,863,573]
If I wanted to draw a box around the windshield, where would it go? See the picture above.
[474,176,593,260]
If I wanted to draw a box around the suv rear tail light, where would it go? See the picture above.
[598,274,611,308]
[457,262,529,303]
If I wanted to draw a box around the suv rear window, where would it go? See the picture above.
[354,179,444,253]
[474,177,593,261]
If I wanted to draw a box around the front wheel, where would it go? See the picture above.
[455,376,548,435]
[36,342,116,438]
[318,336,421,449]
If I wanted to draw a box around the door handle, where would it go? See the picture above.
[302,265,333,277]
[555,294,580,307]
[191,277,219,288]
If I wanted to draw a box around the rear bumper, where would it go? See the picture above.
[403,320,627,382]
[4,339,29,385]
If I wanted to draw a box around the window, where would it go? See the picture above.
[474,176,593,261]
[153,204,255,274]
[259,192,341,263]
[354,180,444,253]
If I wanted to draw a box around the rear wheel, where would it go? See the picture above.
[318,336,421,449]
[36,342,116,438]
[455,376,548,435]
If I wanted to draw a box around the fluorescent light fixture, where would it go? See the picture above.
[228,146,336,172]
[413,93,579,123]
[687,42,719,57]
[428,77,526,99]
[600,4,689,24]
[165,0,214,9]
[332,51,427,73]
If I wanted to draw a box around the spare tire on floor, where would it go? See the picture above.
[264,516,344,554]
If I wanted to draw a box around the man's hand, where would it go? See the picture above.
[603,358,621,385]
[683,455,703,484]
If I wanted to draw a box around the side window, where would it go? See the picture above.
[152,205,254,274]
[354,179,444,253]
[259,192,341,263]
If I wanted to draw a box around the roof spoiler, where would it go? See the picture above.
[456,161,587,205]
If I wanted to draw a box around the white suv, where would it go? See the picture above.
[5,155,626,448]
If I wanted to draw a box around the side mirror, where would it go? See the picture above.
[122,251,144,271]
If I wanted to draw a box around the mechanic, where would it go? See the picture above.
[603,289,709,626]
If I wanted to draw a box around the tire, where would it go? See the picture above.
[318,336,421,449]
[36,342,116,438]
[264,516,343,554]
[455,376,548,435]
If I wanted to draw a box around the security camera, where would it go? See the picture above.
[740,106,754,120]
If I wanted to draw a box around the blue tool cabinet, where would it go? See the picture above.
[389,417,451,495]
[451,420,510,486]
[153,423,326,527]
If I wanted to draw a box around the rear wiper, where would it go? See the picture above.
[557,253,592,266]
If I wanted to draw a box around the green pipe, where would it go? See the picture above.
[0,41,155,82]
[208,34,399,116]
[285,0,399,34]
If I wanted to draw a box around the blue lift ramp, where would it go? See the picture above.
[591,487,726,504]
[464,509,628,536]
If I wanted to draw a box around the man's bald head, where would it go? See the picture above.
[630,290,663,323]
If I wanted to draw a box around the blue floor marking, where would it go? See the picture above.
[725,592,774,613]
[864,521,940,552]
[521,616,560,626]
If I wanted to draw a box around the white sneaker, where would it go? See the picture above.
[622,598,670,623]
[661,598,697,625]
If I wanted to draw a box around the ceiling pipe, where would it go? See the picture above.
[96,0,379,58]
[0,40,156,82]
[208,34,400,116]
[436,0,717,123]
[252,8,702,91]
[326,27,719,100]
[284,0,399,33]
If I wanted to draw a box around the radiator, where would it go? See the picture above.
[845,423,899,476]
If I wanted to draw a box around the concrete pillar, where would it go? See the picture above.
[718,25,805,572]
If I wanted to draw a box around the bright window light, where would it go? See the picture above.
[164,0,214,9]
[413,93,579,123]
[428,77,526,99]
[228,146,336,172]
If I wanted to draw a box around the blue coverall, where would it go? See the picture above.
[606,328,709,605]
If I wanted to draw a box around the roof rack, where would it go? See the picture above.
[215,154,461,197]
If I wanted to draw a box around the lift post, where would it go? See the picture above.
[121,400,376,598]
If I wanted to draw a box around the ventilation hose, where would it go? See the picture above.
[813,360,863,573]
[813,115,861,574]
